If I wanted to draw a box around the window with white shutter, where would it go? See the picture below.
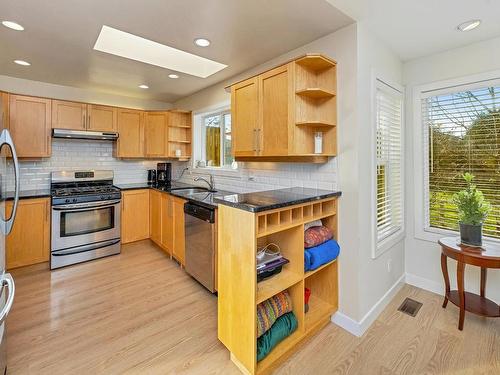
[422,84,500,239]
[375,80,404,247]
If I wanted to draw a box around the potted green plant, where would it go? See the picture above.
[452,173,491,247]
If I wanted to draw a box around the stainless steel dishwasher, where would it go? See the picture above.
[184,202,216,293]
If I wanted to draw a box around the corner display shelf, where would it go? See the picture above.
[218,198,339,375]
[294,55,337,157]
[167,110,192,159]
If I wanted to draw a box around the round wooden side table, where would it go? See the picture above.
[439,237,500,330]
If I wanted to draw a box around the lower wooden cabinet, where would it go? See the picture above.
[149,190,162,244]
[172,196,186,265]
[6,198,50,269]
[121,189,150,244]
[121,189,187,265]
[160,193,174,252]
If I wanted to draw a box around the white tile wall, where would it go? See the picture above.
[8,139,182,191]
[7,138,338,193]
[177,158,338,194]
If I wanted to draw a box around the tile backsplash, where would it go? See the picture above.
[7,139,338,194]
[7,139,180,191]
[178,159,338,194]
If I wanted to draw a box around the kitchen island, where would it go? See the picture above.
[215,188,341,375]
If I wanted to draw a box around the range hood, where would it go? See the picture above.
[52,128,119,141]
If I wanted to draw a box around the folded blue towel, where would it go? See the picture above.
[304,239,340,271]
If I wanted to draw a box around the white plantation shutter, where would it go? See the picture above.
[376,80,403,244]
[422,83,500,239]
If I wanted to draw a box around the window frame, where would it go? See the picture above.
[192,102,237,173]
[371,74,405,258]
[412,70,500,244]
[200,110,231,168]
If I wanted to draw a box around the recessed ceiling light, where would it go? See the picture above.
[457,19,481,32]
[168,74,179,79]
[14,60,30,66]
[93,26,226,78]
[138,84,149,89]
[2,21,24,31]
[194,38,210,47]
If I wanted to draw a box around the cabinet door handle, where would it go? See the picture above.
[82,110,86,128]
[253,129,257,152]
[257,128,261,152]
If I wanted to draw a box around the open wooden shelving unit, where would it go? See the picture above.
[293,55,337,157]
[218,197,339,375]
[167,110,192,160]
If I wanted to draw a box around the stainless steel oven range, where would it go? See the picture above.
[50,170,121,269]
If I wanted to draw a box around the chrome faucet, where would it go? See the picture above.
[194,175,215,191]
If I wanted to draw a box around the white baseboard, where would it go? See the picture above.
[331,273,405,337]
[405,273,442,295]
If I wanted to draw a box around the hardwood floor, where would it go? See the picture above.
[7,241,500,374]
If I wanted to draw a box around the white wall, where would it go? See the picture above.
[403,35,500,302]
[0,75,171,110]
[355,23,405,319]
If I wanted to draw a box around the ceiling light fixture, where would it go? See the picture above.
[2,21,24,31]
[138,84,149,89]
[94,26,226,78]
[194,38,210,47]
[457,19,481,32]
[14,60,30,66]
[168,74,179,79]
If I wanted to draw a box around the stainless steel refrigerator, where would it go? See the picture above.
[0,117,20,372]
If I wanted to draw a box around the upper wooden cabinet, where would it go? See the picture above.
[87,104,117,132]
[1,92,9,131]
[230,54,337,163]
[6,198,50,269]
[52,101,117,132]
[9,94,51,158]
[3,91,191,160]
[52,100,86,130]
[145,112,169,157]
[231,77,259,157]
[115,108,145,158]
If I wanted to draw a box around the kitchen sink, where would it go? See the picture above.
[171,187,217,194]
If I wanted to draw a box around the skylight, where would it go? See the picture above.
[93,26,227,78]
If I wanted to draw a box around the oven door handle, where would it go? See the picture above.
[52,200,121,211]
[0,273,15,325]
[52,239,121,256]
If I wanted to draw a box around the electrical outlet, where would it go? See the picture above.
[387,259,392,273]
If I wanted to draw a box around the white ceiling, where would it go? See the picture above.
[328,0,500,61]
[0,0,353,103]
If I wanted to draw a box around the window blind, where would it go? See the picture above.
[376,81,403,243]
[422,85,500,239]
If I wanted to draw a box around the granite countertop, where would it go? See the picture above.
[3,188,52,200]
[214,187,342,213]
[115,182,235,209]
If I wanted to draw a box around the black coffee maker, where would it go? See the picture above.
[147,169,156,185]
[156,162,172,185]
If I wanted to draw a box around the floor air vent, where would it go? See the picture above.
[398,298,423,317]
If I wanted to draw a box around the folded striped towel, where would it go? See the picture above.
[257,291,292,338]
